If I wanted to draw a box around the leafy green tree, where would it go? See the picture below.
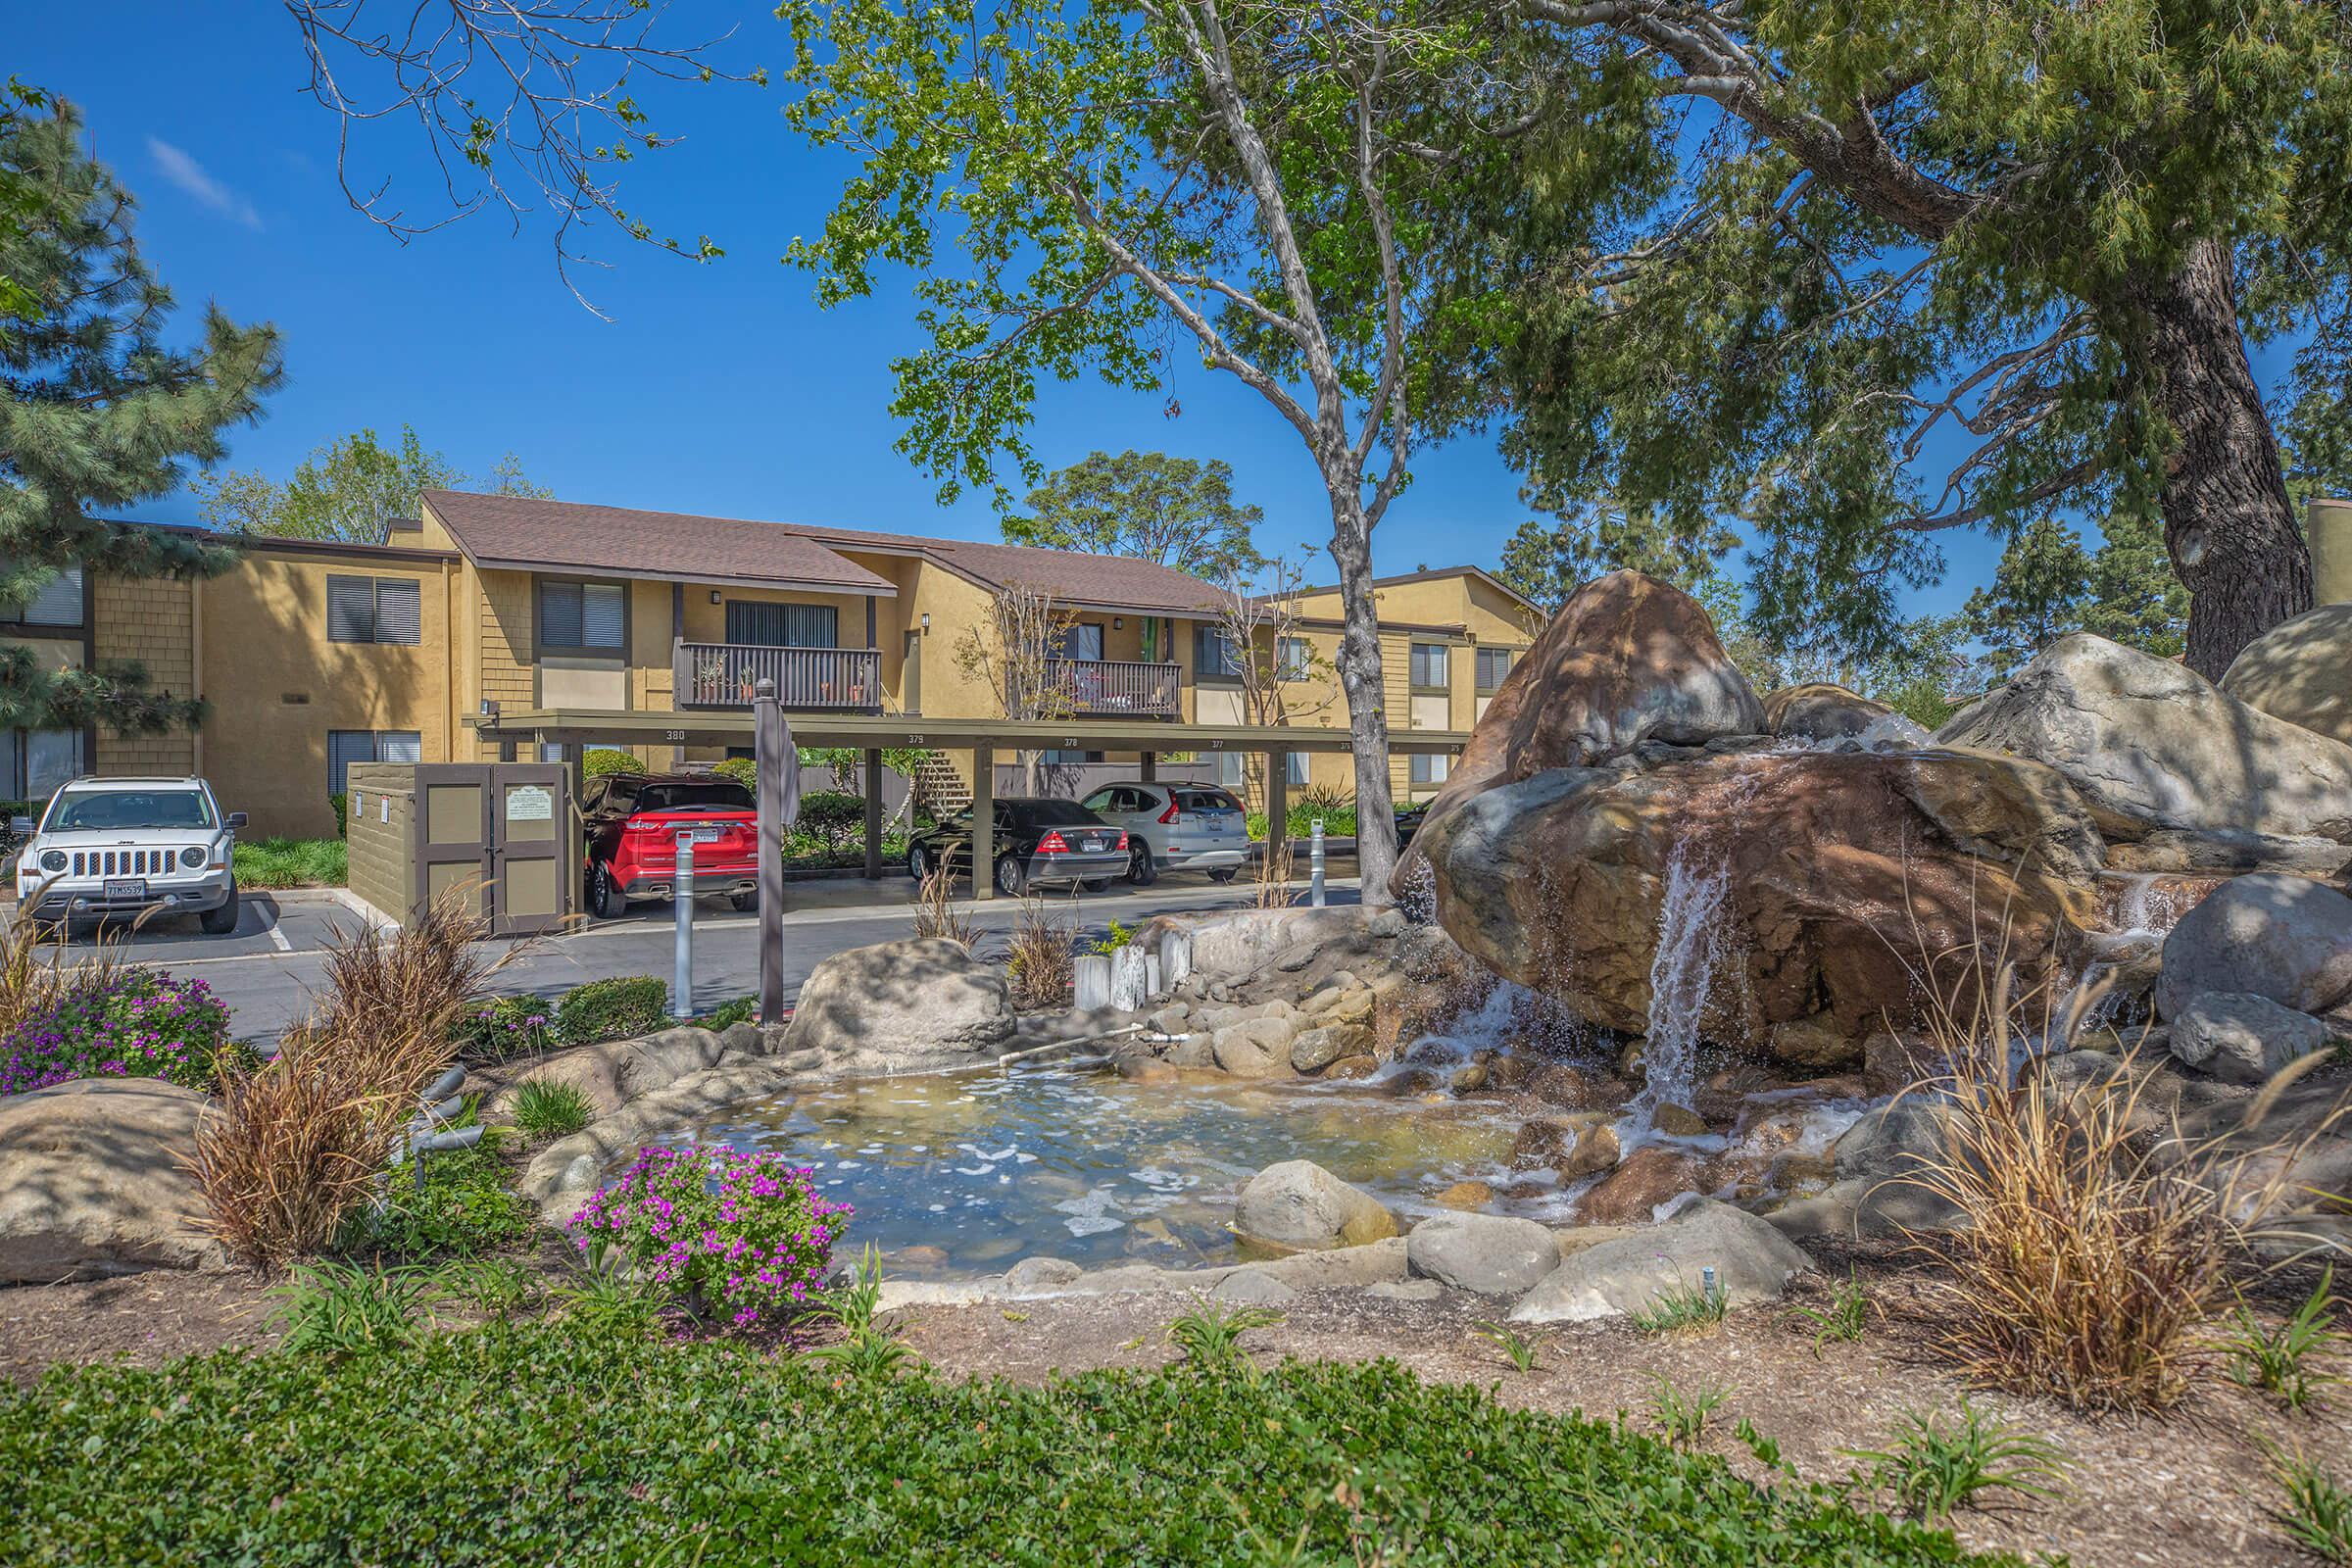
[767,0,1648,902]
[1494,0,2352,678]
[1498,504,1740,613]
[1006,451,1264,582]
[1,96,282,734]
[1964,516,2093,679]
[2080,507,2190,661]
[195,425,550,542]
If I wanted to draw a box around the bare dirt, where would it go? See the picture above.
[1,1239,2342,1568]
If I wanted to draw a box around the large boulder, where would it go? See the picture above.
[2170,991,2333,1085]
[2222,603,2352,748]
[1418,747,2101,1064]
[1403,1210,1559,1295]
[2154,873,2352,1020]
[1234,1159,1398,1252]
[1396,572,1763,890]
[1508,1199,1812,1323]
[484,1023,750,1120]
[780,938,1014,1070]
[1937,634,2352,844]
[0,1078,225,1282]
[1762,683,1893,744]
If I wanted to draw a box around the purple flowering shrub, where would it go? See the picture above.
[451,994,556,1062]
[567,1146,852,1331]
[0,967,242,1097]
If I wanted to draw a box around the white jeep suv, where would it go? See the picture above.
[12,776,246,934]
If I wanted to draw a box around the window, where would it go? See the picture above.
[0,564,83,627]
[1276,636,1311,680]
[540,580,626,652]
[1194,624,1241,681]
[1409,753,1452,786]
[0,728,83,801]
[1475,646,1515,694]
[1409,643,1450,691]
[1285,752,1308,786]
[46,788,215,831]
[1213,752,1246,787]
[325,575,422,645]
[1054,622,1104,662]
[1039,749,1101,764]
[725,601,838,649]
[327,730,421,794]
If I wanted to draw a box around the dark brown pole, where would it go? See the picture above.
[755,679,787,1026]
[861,746,884,879]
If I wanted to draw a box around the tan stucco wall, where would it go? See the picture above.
[199,548,454,838]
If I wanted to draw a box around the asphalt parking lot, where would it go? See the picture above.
[10,869,1363,1041]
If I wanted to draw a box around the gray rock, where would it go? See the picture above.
[1833,1101,1958,1183]
[2222,602,2352,748]
[488,1024,735,1120]
[1003,1255,1084,1293]
[0,1078,225,1282]
[1212,1016,1298,1077]
[1509,1198,1813,1323]
[1766,1178,1967,1241]
[1368,1277,1446,1302]
[2156,873,2352,1020]
[1937,633,2352,843]
[1210,1269,1299,1304]
[1289,1019,1372,1074]
[781,938,1014,1068]
[1234,1159,1399,1251]
[2171,992,2332,1085]
[1405,1211,1560,1296]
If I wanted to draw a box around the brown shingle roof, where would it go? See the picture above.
[421,490,1229,613]
[420,491,897,594]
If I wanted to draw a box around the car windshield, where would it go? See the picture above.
[1174,790,1242,812]
[46,789,215,832]
[633,782,754,813]
[1011,800,1104,827]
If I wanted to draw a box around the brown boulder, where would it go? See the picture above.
[1577,1146,1709,1225]
[1395,571,1764,893]
[1762,684,1893,744]
[1420,748,2101,1065]
[0,1078,225,1282]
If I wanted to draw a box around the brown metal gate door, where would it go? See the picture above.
[414,765,494,922]
[490,765,569,937]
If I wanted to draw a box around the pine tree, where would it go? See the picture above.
[0,95,282,733]
[1497,504,1740,613]
[1965,515,2094,679]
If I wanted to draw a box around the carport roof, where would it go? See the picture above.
[469,709,1470,755]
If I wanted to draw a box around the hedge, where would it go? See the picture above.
[554,976,668,1044]
[0,1325,2014,1567]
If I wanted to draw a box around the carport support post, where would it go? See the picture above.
[754,681,788,1027]
[861,748,883,879]
[1139,752,1155,783]
[972,745,995,901]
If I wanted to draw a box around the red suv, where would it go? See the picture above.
[582,773,760,919]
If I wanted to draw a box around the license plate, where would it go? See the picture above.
[689,827,722,843]
[103,878,146,901]
[1080,836,1104,852]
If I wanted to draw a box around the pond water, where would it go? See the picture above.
[626,1060,1531,1277]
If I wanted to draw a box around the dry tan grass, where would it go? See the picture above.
[1252,835,1297,910]
[1004,895,1075,1009]
[192,894,511,1271]
[911,864,976,948]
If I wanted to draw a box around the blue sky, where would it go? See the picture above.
[19,4,2283,620]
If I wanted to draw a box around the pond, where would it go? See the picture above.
[625,1059,1535,1277]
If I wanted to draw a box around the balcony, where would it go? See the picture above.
[1050,658,1180,717]
[674,641,883,710]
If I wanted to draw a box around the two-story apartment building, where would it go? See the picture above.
[4,490,1535,836]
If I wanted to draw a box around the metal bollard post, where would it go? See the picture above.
[1309,818,1327,906]
[672,831,696,1020]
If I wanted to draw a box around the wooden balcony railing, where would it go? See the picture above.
[674,641,883,710]
[1049,658,1180,716]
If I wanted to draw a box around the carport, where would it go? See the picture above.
[471,699,1469,1018]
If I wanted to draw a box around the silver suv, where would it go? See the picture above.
[12,776,245,934]
[1078,781,1250,886]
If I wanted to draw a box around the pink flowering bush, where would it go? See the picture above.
[1,967,242,1097]
[567,1146,852,1331]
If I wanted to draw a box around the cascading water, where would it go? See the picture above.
[1628,847,1732,1134]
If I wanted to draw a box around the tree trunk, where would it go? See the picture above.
[2136,237,2311,679]
[1325,491,1398,904]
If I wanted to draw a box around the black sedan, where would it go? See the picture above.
[1395,801,1430,845]
[906,798,1129,897]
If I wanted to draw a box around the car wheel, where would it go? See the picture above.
[729,890,758,913]
[995,854,1026,897]
[1081,877,1112,893]
[1206,868,1238,884]
[1126,841,1157,887]
[907,844,931,881]
[199,883,239,935]
[591,862,626,919]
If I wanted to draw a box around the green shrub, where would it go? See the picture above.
[0,1326,2031,1566]
[234,838,349,889]
[336,1133,534,1260]
[556,976,667,1045]
[269,1260,434,1355]
[329,792,349,837]
[583,749,647,780]
[696,995,758,1031]
[712,756,758,792]
[450,995,557,1063]
[510,1080,593,1141]
[795,789,866,852]
[1845,1401,2069,1526]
